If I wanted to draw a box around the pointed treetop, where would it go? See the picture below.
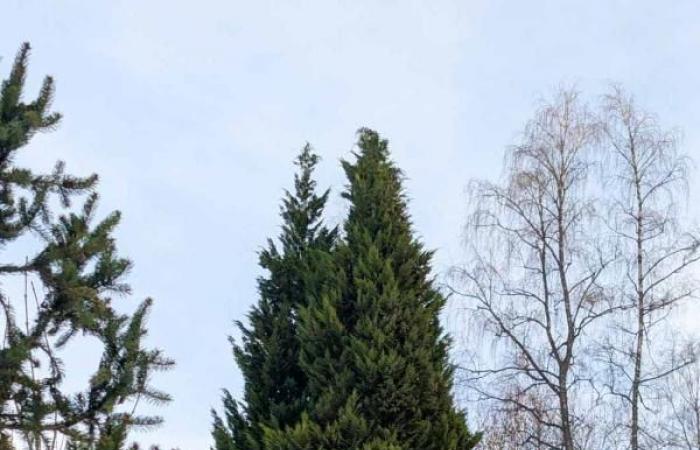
[279,144,334,254]
[1,42,61,152]
[356,128,389,157]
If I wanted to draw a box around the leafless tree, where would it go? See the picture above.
[474,382,559,450]
[599,86,700,450]
[451,89,617,450]
[656,342,700,449]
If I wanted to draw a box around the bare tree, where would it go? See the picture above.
[599,86,700,450]
[657,342,700,449]
[474,382,559,450]
[451,89,616,450]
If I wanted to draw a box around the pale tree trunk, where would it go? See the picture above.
[630,144,644,450]
[601,86,700,450]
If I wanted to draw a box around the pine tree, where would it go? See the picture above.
[212,145,337,450]
[0,43,173,450]
[267,129,480,450]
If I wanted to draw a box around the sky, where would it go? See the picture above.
[2,1,700,448]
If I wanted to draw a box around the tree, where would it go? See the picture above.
[0,43,172,450]
[453,85,700,449]
[452,89,615,450]
[67,416,181,450]
[267,129,479,450]
[657,342,700,449]
[475,383,558,450]
[598,86,700,449]
[211,145,337,450]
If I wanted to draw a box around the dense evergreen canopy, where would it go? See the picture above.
[212,145,337,450]
[264,129,479,450]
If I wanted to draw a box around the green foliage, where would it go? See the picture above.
[67,418,130,450]
[268,129,480,449]
[0,43,173,449]
[66,416,179,450]
[212,145,337,450]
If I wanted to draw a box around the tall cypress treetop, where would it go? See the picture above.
[212,145,336,450]
[267,129,479,450]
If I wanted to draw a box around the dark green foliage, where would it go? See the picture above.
[212,145,337,450]
[66,416,179,450]
[67,418,130,450]
[267,129,480,450]
[0,43,173,449]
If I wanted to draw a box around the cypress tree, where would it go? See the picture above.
[212,145,337,450]
[267,129,480,450]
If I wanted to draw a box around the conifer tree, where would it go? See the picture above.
[0,43,172,450]
[212,145,337,450]
[267,129,480,450]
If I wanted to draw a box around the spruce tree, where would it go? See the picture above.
[267,129,480,450]
[0,43,173,449]
[212,145,337,450]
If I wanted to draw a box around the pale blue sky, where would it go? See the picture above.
[2,1,700,448]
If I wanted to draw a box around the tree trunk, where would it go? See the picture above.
[559,374,575,450]
[630,146,644,450]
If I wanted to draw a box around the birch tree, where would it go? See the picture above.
[452,89,615,450]
[599,86,700,450]
[658,343,700,449]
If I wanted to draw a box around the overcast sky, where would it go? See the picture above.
[2,1,700,448]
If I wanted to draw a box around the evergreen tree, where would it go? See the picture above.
[0,43,173,449]
[267,129,480,450]
[212,145,337,450]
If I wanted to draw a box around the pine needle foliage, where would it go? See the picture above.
[0,43,173,450]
